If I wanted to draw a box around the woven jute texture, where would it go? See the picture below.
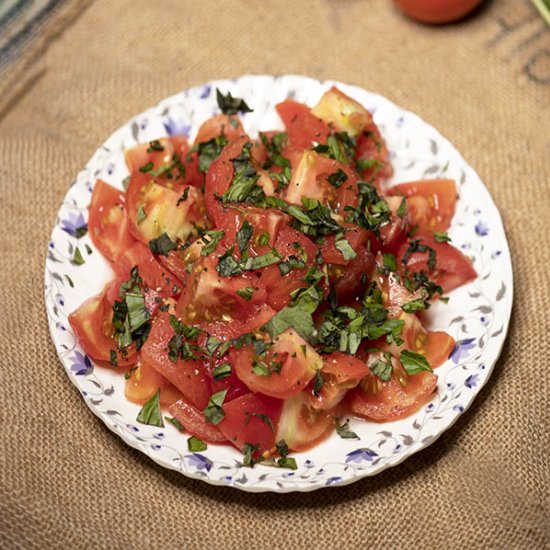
[0,0,548,548]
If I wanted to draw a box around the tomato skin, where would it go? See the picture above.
[231,329,323,400]
[194,114,245,145]
[204,137,249,226]
[260,226,318,311]
[218,393,282,453]
[139,313,211,410]
[168,398,227,443]
[349,368,438,421]
[284,150,358,214]
[88,180,136,263]
[390,179,457,232]
[309,352,370,410]
[397,232,477,293]
[125,172,206,245]
[176,251,268,328]
[393,0,483,24]
[276,100,330,151]
[68,279,137,367]
[124,360,182,407]
[276,392,338,452]
[220,206,288,257]
[124,136,189,174]
[115,241,183,300]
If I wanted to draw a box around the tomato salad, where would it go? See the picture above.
[70,87,476,467]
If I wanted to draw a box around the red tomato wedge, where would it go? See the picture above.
[231,329,323,399]
[124,136,189,175]
[389,179,457,232]
[140,313,211,410]
[276,392,338,452]
[194,114,245,145]
[218,393,282,453]
[349,368,438,421]
[88,179,136,263]
[125,171,206,245]
[68,278,137,367]
[168,398,227,443]
[397,232,477,293]
[125,360,182,407]
[309,352,370,411]
[115,241,183,300]
[259,226,318,311]
[203,136,249,226]
[276,100,330,151]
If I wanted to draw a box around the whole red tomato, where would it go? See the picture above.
[393,0,484,24]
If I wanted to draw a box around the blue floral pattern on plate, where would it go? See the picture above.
[44,75,513,493]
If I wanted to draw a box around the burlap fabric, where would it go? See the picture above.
[1,0,548,548]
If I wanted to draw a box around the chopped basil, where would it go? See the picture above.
[313,370,324,396]
[136,204,147,224]
[236,287,254,301]
[344,182,391,235]
[369,352,394,382]
[205,336,222,356]
[72,247,85,265]
[187,436,207,452]
[200,229,225,256]
[257,232,270,246]
[335,418,360,440]
[125,290,151,332]
[147,140,164,152]
[222,146,263,203]
[401,298,428,313]
[216,88,253,115]
[382,253,397,272]
[278,255,306,276]
[136,389,164,427]
[252,360,271,377]
[148,233,178,256]
[327,168,348,188]
[242,442,259,467]
[212,362,232,380]
[194,134,229,174]
[109,349,118,367]
[396,197,407,218]
[139,161,154,173]
[165,416,184,432]
[245,412,275,433]
[236,220,253,254]
[204,389,227,425]
[242,249,282,270]
[262,304,317,343]
[401,239,437,270]
[356,158,383,174]
[400,350,432,375]
[177,187,190,206]
[276,457,298,470]
[217,247,243,277]
[335,238,357,261]
[75,226,88,238]
[434,231,451,243]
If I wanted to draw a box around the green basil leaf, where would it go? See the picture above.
[400,350,433,375]
[136,389,164,427]
[187,436,207,452]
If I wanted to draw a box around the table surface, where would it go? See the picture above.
[0,1,548,548]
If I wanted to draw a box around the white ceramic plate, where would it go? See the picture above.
[45,75,513,492]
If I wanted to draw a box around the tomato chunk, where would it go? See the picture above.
[276,100,330,151]
[88,179,136,263]
[350,366,438,421]
[125,360,182,406]
[218,393,282,453]
[140,313,211,410]
[168,398,228,443]
[231,329,323,399]
[390,179,457,232]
